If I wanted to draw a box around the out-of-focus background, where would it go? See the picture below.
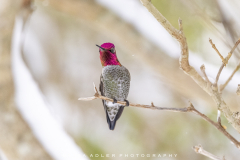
[1,0,240,160]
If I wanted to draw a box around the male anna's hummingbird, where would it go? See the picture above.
[96,42,130,130]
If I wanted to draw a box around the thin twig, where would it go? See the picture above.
[209,38,225,63]
[193,145,226,160]
[228,39,240,61]
[215,64,224,85]
[79,91,189,112]
[215,39,240,85]
[200,64,211,85]
[78,86,240,149]
[220,63,240,91]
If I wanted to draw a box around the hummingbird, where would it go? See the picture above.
[96,42,130,130]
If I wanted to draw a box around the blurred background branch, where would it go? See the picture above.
[0,0,52,159]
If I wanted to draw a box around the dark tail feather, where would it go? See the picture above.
[108,119,117,130]
[106,106,124,130]
[106,110,117,130]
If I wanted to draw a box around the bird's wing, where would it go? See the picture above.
[99,74,105,105]
[100,74,117,130]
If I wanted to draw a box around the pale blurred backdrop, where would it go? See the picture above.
[1,0,240,160]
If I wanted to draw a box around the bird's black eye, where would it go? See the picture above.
[110,48,115,53]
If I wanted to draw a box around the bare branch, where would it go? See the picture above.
[220,63,240,91]
[216,39,240,85]
[79,87,240,149]
[79,91,190,112]
[209,38,225,63]
[140,0,180,40]
[193,145,226,160]
[140,0,240,134]
[0,0,52,159]
[191,106,239,149]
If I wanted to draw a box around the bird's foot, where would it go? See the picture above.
[112,98,117,104]
[124,99,129,107]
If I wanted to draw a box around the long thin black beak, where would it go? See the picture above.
[96,44,107,51]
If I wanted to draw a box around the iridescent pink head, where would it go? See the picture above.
[96,43,121,66]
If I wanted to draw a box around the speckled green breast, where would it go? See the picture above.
[102,65,130,101]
